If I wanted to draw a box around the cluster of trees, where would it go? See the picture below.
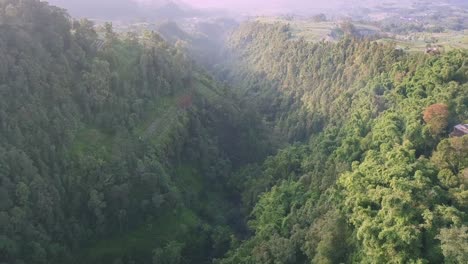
[1,1,467,264]
[219,22,402,142]
[0,1,270,263]
[215,22,468,263]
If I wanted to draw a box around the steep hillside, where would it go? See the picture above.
[0,1,467,264]
[0,1,269,263]
[215,22,468,264]
[218,22,402,141]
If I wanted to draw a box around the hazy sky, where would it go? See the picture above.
[180,0,335,8]
[47,0,428,18]
[47,0,352,18]
[135,0,347,11]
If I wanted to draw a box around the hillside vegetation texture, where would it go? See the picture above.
[0,1,467,264]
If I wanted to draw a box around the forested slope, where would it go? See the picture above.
[1,2,467,264]
[216,22,468,263]
[0,1,269,263]
[218,22,405,141]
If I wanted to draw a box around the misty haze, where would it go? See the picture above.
[0,0,467,264]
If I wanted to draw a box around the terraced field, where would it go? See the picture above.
[379,30,468,51]
[255,17,468,51]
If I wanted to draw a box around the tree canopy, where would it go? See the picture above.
[0,2,467,264]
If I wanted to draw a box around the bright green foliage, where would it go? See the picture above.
[340,144,439,263]
[219,180,313,264]
[437,226,468,264]
[216,21,468,264]
[432,136,468,175]
[0,2,467,264]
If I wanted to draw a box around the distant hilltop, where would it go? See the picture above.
[46,0,198,20]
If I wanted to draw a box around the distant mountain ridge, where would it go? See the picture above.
[46,0,197,20]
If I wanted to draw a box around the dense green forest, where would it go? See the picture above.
[215,22,468,264]
[0,1,467,264]
[0,1,269,263]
